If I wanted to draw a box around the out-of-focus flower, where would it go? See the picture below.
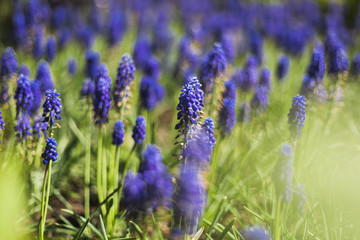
[277,54,290,81]
[35,61,54,94]
[218,80,237,135]
[140,76,165,111]
[67,58,77,76]
[14,74,34,116]
[240,225,271,240]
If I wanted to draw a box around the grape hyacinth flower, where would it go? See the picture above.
[46,35,57,63]
[139,145,173,209]
[15,114,32,141]
[85,50,100,79]
[288,95,306,141]
[59,28,71,49]
[42,89,62,126]
[293,184,307,215]
[1,47,18,79]
[272,144,293,203]
[32,115,48,140]
[240,225,271,240]
[112,121,125,146]
[35,61,54,94]
[132,116,146,144]
[143,56,161,79]
[121,171,147,211]
[42,137,58,164]
[13,10,28,48]
[175,77,204,138]
[93,64,112,125]
[33,26,44,59]
[199,43,226,93]
[106,10,125,46]
[249,30,263,64]
[80,78,95,98]
[18,64,30,76]
[259,68,271,92]
[234,56,258,92]
[113,54,136,108]
[300,75,316,98]
[325,32,349,76]
[202,117,216,150]
[307,43,325,82]
[350,54,360,77]
[14,74,34,116]
[30,81,42,116]
[67,58,77,76]
[218,80,236,135]
[220,34,236,63]
[133,35,152,69]
[173,164,206,234]
[140,76,165,111]
[251,86,269,113]
[277,54,290,81]
[0,110,4,143]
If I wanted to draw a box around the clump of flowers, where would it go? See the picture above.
[1,47,18,104]
[14,74,34,116]
[277,54,290,81]
[15,114,32,142]
[112,121,125,146]
[42,89,62,126]
[35,61,54,94]
[42,137,58,164]
[218,80,236,135]
[93,64,112,125]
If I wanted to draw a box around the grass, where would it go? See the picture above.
[1,23,360,239]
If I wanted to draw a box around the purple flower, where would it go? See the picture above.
[80,78,95,98]
[106,10,125,46]
[173,164,206,234]
[325,32,349,76]
[51,6,66,30]
[239,101,251,123]
[42,89,62,126]
[30,81,42,116]
[235,56,258,92]
[240,225,271,240]
[307,42,325,82]
[277,54,290,81]
[112,121,125,146]
[300,74,316,98]
[18,64,30,76]
[202,117,216,150]
[251,86,269,113]
[42,137,58,164]
[140,76,165,111]
[143,56,161,79]
[133,35,152,69]
[33,26,44,59]
[35,61,54,94]
[13,10,27,48]
[220,34,236,63]
[293,184,307,215]
[121,171,147,211]
[46,35,57,62]
[272,144,293,203]
[32,115,48,140]
[248,30,263,64]
[67,58,77,76]
[15,114,32,141]
[93,64,112,125]
[14,74,34,116]
[200,43,227,93]
[288,95,306,140]
[59,28,71,49]
[218,80,236,135]
[175,77,204,136]
[85,50,100,79]
[259,68,271,92]
[1,47,18,79]
[132,116,146,144]
[113,54,136,108]
[0,110,5,143]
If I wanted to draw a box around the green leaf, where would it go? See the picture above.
[99,214,109,240]
[216,219,236,240]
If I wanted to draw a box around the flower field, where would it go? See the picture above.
[1,0,360,239]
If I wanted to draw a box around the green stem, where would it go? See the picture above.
[97,128,106,215]
[84,110,92,219]
[107,146,116,233]
[40,161,52,240]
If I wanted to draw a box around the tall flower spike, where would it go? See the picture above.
[218,80,236,135]
[0,110,5,143]
[113,54,136,108]
[67,58,77,76]
[42,137,58,164]
[259,68,271,92]
[93,64,112,125]
[85,50,100,79]
[121,171,147,211]
[1,47,18,78]
[15,114,32,141]
[173,164,206,234]
[42,89,62,126]
[35,61,54,94]
[30,81,42,116]
[14,74,34,116]
[33,26,44,59]
[276,54,290,81]
[18,64,30,76]
[132,116,146,144]
[200,43,226,93]
[202,118,216,150]
[80,78,95,98]
[32,115,48,140]
[250,86,269,113]
[175,77,204,137]
[272,144,293,203]
[307,42,325,82]
[46,35,57,63]
[288,95,306,141]
[140,76,165,111]
[112,121,125,146]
